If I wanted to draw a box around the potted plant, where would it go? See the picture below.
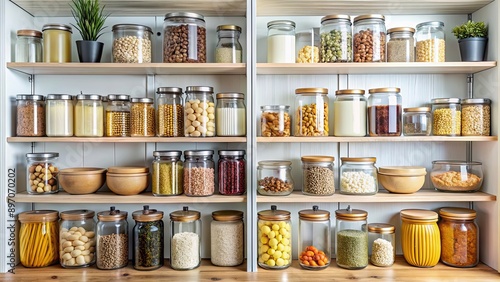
[70,0,109,62]
[452,20,488,62]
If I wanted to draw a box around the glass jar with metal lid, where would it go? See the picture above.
[267,20,296,63]
[296,28,320,63]
[258,205,292,269]
[438,207,478,268]
[298,205,331,270]
[59,209,96,268]
[211,210,244,266]
[16,94,45,137]
[339,157,378,195]
[215,25,242,63]
[403,107,432,136]
[260,105,291,137]
[163,12,206,63]
[15,29,42,62]
[295,87,329,137]
[368,223,395,267]
[26,152,59,194]
[216,92,246,136]
[130,97,155,137]
[353,15,386,62]
[416,21,445,62]
[152,150,183,196]
[156,87,184,137]
[75,94,103,137]
[183,150,215,196]
[335,206,368,269]
[368,87,402,136]
[46,94,73,137]
[42,24,72,62]
[112,24,153,63]
[184,86,215,137]
[320,14,352,62]
[96,206,129,270]
[431,98,461,136]
[387,27,415,62]
[301,155,335,196]
[132,205,164,270]
[218,150,246,195]
[170,206,202,270]
[257,160,294,196]
[334,89,366,136]
[106,94,131,137]
[461,98,491,136]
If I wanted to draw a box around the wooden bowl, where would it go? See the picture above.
[378,166,427,194]
[106,172,149,195]
[58,167,107,195]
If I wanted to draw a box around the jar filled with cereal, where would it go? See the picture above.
[260,105,291,137]
[296,28,320,63]
[368,223,395,267]
[301,155,335,196]
[257,160,294,196]
[163,12,206,63]
[184,86,215,137]
[339,157,378,195]
[431,98,461,136]
[130,97,155,137]
[416,21,445,62]
[461,98,491,136]
[112,24,153,63]
[294,88,329,136]
[26,152,59,194]
[156,87,184,137]
[105,94,131,137]
[298,206,331,270]
[59,209,96,268]
[183,150,215,196]
[367,87,402,136]
[320,14,352,63]
[353,14,386,62]
[387,27,415,62]
[258,205,292,269]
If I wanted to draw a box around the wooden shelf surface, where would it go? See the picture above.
[257,136,498,143]
[7,136,246,143]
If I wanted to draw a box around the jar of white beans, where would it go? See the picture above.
[339,157,378,195]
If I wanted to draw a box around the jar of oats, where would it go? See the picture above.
[431,98,461,136]
[112,24,153,63]
[416,21,445,62]
[461,98,491,136]
[294,88,329,137]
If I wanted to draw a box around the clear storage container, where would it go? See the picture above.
[416,21,445,62]
[15,29,42,62]
[130,97,155,137]
[183,150,215,196]
[353,14,386,62]
[46,94,73,137]
[156,87,184,137]
[461,98,491,136]
[59,209,96,268]
[163,12,206,63]
[296,28,320,63]
[170,206,202,270]
[258,205,292,269]
[298,206,331,270]
[257,160,294,196]
[432,98,461,136]
[26,152,59,194]
[267,20,296,63]
[333,89,366,136]
[184,86,215,137]
[335,206,368,269]
[112,24,153,63]
[152,150,183,196]
[387,27,415,62]
[368,223,395,267]
[42,24,72,63]
[75,94,103,137]
[320,15,352,62]
[260,105,291,137]
[215,25,242,63]
[211,210,244,266]
[294,88,329,136]
[430,160,483,192]
[96,207,129,270]
[218,150,246,195]
[301,155,335,196]
[106,94,131,137]
[132,205,164,270]
[368,87,402,136]
[216,92,246,136]
[339,157,378,195]
[16,94,45,137]
[403,107,432,136]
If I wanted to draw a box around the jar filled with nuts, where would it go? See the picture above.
[257,160,294,196]
[215,25,243,63]
[112,24,153,63]
[16,94,46,137]
[416,21,445,62]
[184,86,215,137]
[387,27,415,62]
[163,12,206,63]
[461,98,491,136]
[431,98,461,136]
[183,150,215,196]
[320,14,352,63]
[59,209,96,268]
[258,205,292,269]
[260,105,291,137]
[26,152,59,194]
[96,206,128,270]
[156,87,184,137]
[294,87,329,137]
[333,89,366,137]
[367,87,402,136]
[296,28,320,63]
[106,94,131,137]
[339,157,378,195]
[130,97,155,137]
[353,14,386,62]
[301,156,335,196]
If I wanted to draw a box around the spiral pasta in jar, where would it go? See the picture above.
[294,88,329,137]
[19,210,59,267]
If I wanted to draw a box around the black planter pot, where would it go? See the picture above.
[76,40,104,63]
[458,37,488,62]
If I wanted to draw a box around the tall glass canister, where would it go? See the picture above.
[368,223,395,267]
[368,87,402,136]
[416,21,445,62]
[132,205,164,270]
[106,94,131,137]
[215,25,242,63]
[216,92,246,136]
[46,94,73,137]
[75,94,103,137]
[42,24,72,63]
[15,29,42,62]
[294,88,329,136]
[96,207,129,270]
[170,206,202,270]
[130,97,155,137]
[353,15,386,62]
[335,206,368,269]
[320,14,352,62]
[16,94,45,137]
[298,205,331,270]
[152,150,183,196]
[163,12,206,63]
[218,150,246,195]
[156,87,184,137]
[211,210,244,266]
[183,150,215,196]
[333,89,366,136]
[258,205,292,269]
[59,209,96,268]
[267,20,296,63]
[184,86,215,137]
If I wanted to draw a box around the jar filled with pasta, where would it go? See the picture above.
[19,210,59,267]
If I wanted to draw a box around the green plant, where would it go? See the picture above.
[70,0,110,41]
[452,20,488,40]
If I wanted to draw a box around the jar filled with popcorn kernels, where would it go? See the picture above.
[294,88,329,137]
[257,160,294,196]
[339,157,378,195]
[112,24,153,63]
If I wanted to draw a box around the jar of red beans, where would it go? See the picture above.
[218,150,246,195]
[367,87,402,136]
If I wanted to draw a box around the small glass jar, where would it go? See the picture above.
[320,15,352,63]
[416,21,445,62]
[301,155,335,196]
[353,15,386,62]
[215,25,242,63]
[183,150,215,196]
[132,205,164,270]
[218,150,246,195]
[59,209,96,268]
[26,152,59,194]
[430,160,483,192]
[15,29,42,62]
[294,88,329,137]
[387,27,415,62]
[112,24,153,63]
[333,89,366,136]
[432,98,461,136]
[438,207,479,268]
[260,105,291,137]
[400,209,441,267]
[96,207,129,270]
[42,24,72,63]
[211,210,244,266]
[339,157,378,195]
[152,150,184,196]
[184,86,215,137]
[368,87,402,136]
[16,94,46,137]
[267,20,296,63]
[156,87,184,137]
[75,94,103,137]
[163,12,206,63]
[403,107,432,136]
[170,206,202,270]
[296,28,320,63]
[216,92,246,136]
[335,206,368,269]
[257,160,294,196]
[461,98,491,136]
[258,205,292,269]
[18,210,59,267]
[130,97,155,137]
[46,94,74,137]
[298,205,331,270]
[368,223,395,267]
[106,94,131,137]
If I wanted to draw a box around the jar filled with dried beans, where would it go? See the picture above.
[163,12,206,63]
[184,86,215,137]
[183,150,215,196]
[130,97,155,137]
[367,87,402,136]
[301,155,335,196]
[112,24,153,63]
[461,98,491,136]
[320,14,352,63]
[156,87,184,137]
[353,14,386,62]
[218,150,246,195]
[96,207,129,270]
[106,94,131,137]
[16,94,46,137]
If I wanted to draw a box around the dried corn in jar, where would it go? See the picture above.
[130,97,155,137]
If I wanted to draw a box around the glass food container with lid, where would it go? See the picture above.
[183,150,215,196]
[261,105,291,137]
[353,14,386,62]
[132,205,164,270]
[15,29,42,62]
[368,87,402,136]
[257,160,294,196]
[416,21,445,62]
[403,107,432,136]
[296,28,320,63]
[218,150,246,195]
[75,94,103,137]
[333,89,366,136]
[430,160,483,192]
[170,206,202,270]
[163,12,206,63]
[184,86,215,137]
[106,94,131,137]
[26,152,59,194]
[46,94,74,137]
[112,24,153,63]
[258,205,292,269]
[320,14,352,62]
[211,210,244,266]
[368,223,395,267]
[215,25,242,63]
[130,97,155,137]
[335,206,368,269]
[461,98,491,136]
[387,27,415,62]
[156,87,184,137]
[339,157,378,195]
[42,24,72,63]
[96,206,129,270]
[16,94,46,137]
[152,150,183,196]
[301,155,335,196]
[267,20,296,63]
[432,98,461,136]
[298,205,331,270]
[216,92,246,136]
[294,87,329,137]
[59,209,96,268]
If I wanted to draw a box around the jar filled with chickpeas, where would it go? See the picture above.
[26,152,59,194]
[258,205,292,269]
[96,206,129,270]
[339,157,378,195]
[156,87,184,137]
[320,14,352,63]
[294,88,329,137]
[461,98,491,136]
[59,209,96,268]
[260,105,291,137]
[416,21,445,62]
[431,98,461,136]
[105,94,131,137]
[257,160,294,196]
[295,28,320,63]
[130,97,155,137]
[353,14,386,62]
[112,24,153,63]
[184,86,215,137]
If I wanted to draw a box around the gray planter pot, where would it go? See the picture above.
[76,40,104,63]
[458,37,488,62]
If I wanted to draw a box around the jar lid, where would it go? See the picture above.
[367,223,395,233]
[258,160,292,168]
[400,209,438,221]
[267,20,296,29]
[340,157,376,163]
[216,93,245,99]
[76,94,101,101]
[387,27,415,34]
[107,166,149,174]
[378,166,427,176]
[26,152,59,159]
[321,14,351,23]
[17,29,42,38]
[335,89,365,95]
[461,98,491,105]
[431,98,461,104]
[18,210,59,223]
[170,206,201,222]
[212,210,244,221]
[416,21,444,29]
[218,150,245,157]
[60,209,95,220]
[335,205,367,221]
[353,14,385,23]
[131,97,154,103]
[157,87,183,94]
[438,207,476,220]
[299,205,330,221]
[261,105,290,111]
[217,25,242,32]
[42,23,72,33]
[132,205,164,222]
[258,205,291,221]
[404,107,431,113]
[107,94,130,101]
[295,88,328,95]
[153,150,182,157]
[432,160,482,166]
[184,150,214,157]
[368,87,401,94]
[301,155,335,162]
[112,24,153,33]
[164,12,205,21]
[185,86,214,93]
[97,206,128,221]
[16,94,45,101]
[46,94,73,100]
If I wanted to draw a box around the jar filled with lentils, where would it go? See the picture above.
[416,21,445,62]
[96,207,129,270]
[16,94,45,137]
[257,160,294,196]
[301,155,335,196]
[432,98,461,136]
[387,27,415,62]
[152,150,183,196]
[130,97,155,137]
[367,87,402,136]
[218,150,246,195]
[320,14,352,63]
[112,24,153,63]
[163,12,206,63]
[461,98,491,136]
[294,88,329,137]
[184,86,215,137]
[183,150,215,196]
[156,87,184,137]
[105,94,131,137]
[353,14,386,62]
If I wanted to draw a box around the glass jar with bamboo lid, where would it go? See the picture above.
[298,205,331,270]
[335,206,368,269]
[368,223,395,267]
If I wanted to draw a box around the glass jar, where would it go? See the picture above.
[267,20,296,63]
[112,24,153,63]
[26,152,59,194]
[353,15,386,62]
[218,150,246,195]
[301,155,335,196]
[320,15,352,63]
[130,97,155,137]
[132,205,164,270]
[16,94,45,137]
[461,98,491,136]
[163,12,206,63]
[170,206,202,270]
[368,223,395,267]
[438,207,478,268]
[211,210,244,266]
[260,105,291,137]
[183,150,215,196]
[432,98,461,136]
[294,88,329,137]
[42,24,72,63]
[152,150,183,196]
[59,209,96,268]
[258,205,292,269]
[416,21,445,62]
[106,94,131,137]
[46,94,74,137]
[430,160,483,192]
[339,157,378,195]
[335,206,368,269]
[400,209,441,267]
[333,89,366,136]
[387,27,415,62]
[257,160,294,196]
[403,107,432,136]
[75,94,103,137]
[216,92,246,136]
[298,205,331,270]
[15,29,42,62]
[215,25,242,63]
[156,87,184,137]
[96,207,129,270]
[296,28,320,63]
[18,210,59,267]
[184,86,215,137]
[368,87,402,136]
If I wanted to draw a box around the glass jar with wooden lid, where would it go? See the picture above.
[301,155,335,196]
[339,157,378,195]
[294,87,329,137]
[333,89,366,136]
[169,206,202,270]
[335,206,368,269]
[211,210,244,267]
[368,223,395,267]
[96,206,129,270]
[403,107,432,136]
[132,205,164,270]
[257,205,292,269]
[298,205,331,270]
[59,209,96,268]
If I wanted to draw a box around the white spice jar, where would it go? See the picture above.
[210,210,244,266]
[368,223,395,267]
